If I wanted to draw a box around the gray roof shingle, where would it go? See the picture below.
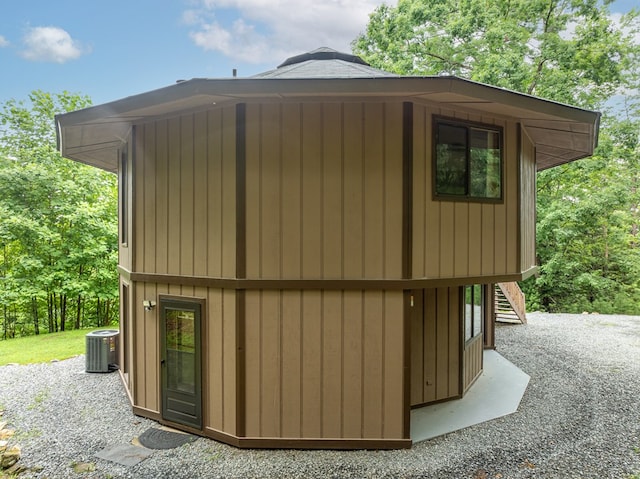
[252,47,398,79]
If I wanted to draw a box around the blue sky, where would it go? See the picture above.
[0,0,637,108]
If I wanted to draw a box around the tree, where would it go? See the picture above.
[354,0,640,313]
[0,91,119,337]
[354,0,639,108]
[525,115,640,313]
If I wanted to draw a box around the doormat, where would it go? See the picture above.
[137,427,197,450]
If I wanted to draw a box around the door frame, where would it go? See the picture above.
[159,295,205,430]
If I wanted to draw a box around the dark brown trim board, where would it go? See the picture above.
[132,405,162,422]
[402,101,413,280]
[125,270,533,291]
[203,429,412,450]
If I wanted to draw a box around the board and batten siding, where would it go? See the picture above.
[410,287,461,406]
[463,335,483,392]
[411,104,521,279]
[520,127,537,272]
[132,106,237,278]
[243,289,405,440]
[118,141,133,271]
[131,284,239,436]
[244,102,404,280]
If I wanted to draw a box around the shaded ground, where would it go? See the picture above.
[0,312,639,478]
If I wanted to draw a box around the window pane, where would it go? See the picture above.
[464,285,473,341]
[166,309,196,394]
[470,129,501,198]
[436,124,467,196]
[473,284,483,337]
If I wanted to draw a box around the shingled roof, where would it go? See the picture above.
[252,47,397,79]
[56,47,600,173]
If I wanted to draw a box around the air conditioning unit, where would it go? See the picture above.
[86,330,119,373]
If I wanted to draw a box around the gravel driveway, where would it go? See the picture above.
[1,312,639,479]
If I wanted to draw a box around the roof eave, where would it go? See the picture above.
[56,76,600,172]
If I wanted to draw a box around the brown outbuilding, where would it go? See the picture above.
[56,48,600,449]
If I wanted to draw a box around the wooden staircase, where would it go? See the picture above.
[494,282,527,324]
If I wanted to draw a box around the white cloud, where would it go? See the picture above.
[21,26,86,63]
[610,12,640,46]
[0,35,8,47]
[184,0,395,64]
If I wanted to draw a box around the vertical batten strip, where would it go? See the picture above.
[402,102,413,280]
[402,101,413,439]
[235,103,246,437]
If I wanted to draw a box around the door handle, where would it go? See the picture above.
[161,359,166,366]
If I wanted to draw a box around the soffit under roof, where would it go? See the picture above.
[56,50,599,173]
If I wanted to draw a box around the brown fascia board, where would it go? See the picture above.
[56,75,600,171]
[58,75,599,125]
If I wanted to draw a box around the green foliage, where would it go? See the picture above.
[354,0,640,108]
[0,327,108,364]
[523,115,640,313]
[0,91,119,338]
[356,0,640,314]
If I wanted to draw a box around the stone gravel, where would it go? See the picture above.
[0,312,639,478]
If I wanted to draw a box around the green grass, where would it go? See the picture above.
[0,328,116,365]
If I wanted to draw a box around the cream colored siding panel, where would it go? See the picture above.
[222,289,237,435]
[342,104,365,279]
[322,105,344,279]
[341,291,363,437]
[468,203,482,276]
[363,104,385,278]
[301,291,323,437]
[245,104,262,278]
[505,122,520,272]
[243,101,403,281]
[439,202,455,278]
[244,291,261,437]
[301,105,323,279]
[281,104,303,279]
[206,288,224,431]
[180,115,195,276]
[412,105,427,278]
[260,290,282,437]
[155,120,169,274]
[193,111,208,277]
[167,117,181,275]
[261,105,283,279]
[383,291,405,438]
[142,124,157,273]
[363,291,384,438]
[410,287,461,407]
[463,335,483,392]
[447,288,460,398]
[423,289,437,402]
[454,203,469,277]
[206,110,223,277]
[281,290,302,438]
[412,106,527,279]
[322,291,343,438]
[221,107,237,278]
[481,205,495,274]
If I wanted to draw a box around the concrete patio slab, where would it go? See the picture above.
[410,350,530,443]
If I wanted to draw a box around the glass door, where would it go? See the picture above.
[160,299,202,429]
